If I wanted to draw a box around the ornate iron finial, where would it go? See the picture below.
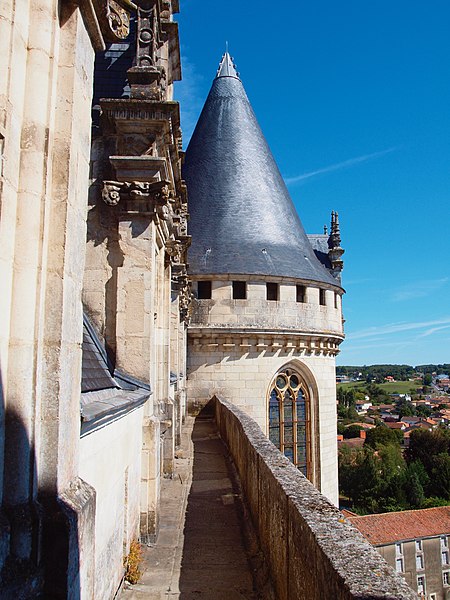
[216,51,239,79]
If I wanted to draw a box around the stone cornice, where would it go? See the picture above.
[188,328,344,356]
[100,98,181,130]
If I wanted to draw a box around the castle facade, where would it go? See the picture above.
[0,2,344,596]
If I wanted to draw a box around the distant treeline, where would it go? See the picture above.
[336,364,450,381]
[417,364,450,375]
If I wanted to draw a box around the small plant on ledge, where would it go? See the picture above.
[124,540,143,584]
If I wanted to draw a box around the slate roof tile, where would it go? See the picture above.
[183,54,341,287]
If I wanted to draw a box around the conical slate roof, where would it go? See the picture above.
[183,53,340,287]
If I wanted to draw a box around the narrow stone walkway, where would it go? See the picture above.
[121,410,259,600]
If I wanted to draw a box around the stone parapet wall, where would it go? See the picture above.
[191,279,343,336]
[213,395,418,600]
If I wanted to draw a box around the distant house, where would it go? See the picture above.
[439,409,450,425]
[391,393,412,402]
[355,401,372,414]
[348,506,450,599]
[383,413,400,421]
[413,399,433,408]
[346,422,375,430]
[437,378,450,390]
[385,376,396,382]
[402,416,422,426]
[434,397,450,406]
[385,421,406,431]
[378,404,396,411]
[338,434,366,449]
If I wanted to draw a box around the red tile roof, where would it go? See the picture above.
[384,422,404,429]
[338,437,365,449]
[348,506,450,545]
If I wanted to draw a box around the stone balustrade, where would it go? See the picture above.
[212,395,418,600]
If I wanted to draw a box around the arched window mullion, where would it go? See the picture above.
[268,368,310,477]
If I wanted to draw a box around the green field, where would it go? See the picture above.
[337,380,421,394]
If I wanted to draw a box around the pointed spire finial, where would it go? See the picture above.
[328,210,344,277]
[216,49,240,80]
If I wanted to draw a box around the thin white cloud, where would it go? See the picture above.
[348,317,450,341]
[391,277,449,302]
[416,325,450,339]
[285,147,398,185]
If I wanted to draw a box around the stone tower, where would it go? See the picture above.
[183,53,345,503]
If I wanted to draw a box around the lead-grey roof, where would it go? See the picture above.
[81,313,151,432]
[183,54,341,288]
[81,316,117,393]
[307,234,332,270]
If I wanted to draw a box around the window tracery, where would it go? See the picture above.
[268,368,309,475]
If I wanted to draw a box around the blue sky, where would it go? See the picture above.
[174,1,450,367]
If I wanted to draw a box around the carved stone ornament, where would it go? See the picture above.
[136,4,160,68]
[179,284,193,323]
[172,273,192,323]
[166,240,182,264]
[173,205,188,237]
[92,0,136,42]
[102,181,124,205]
[101,180,176,208]
[157,203,171,221]
[107,0,131,39]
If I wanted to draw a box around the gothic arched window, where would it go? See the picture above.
[268,368,309,475]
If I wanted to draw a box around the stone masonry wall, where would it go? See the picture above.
[213,396,418,600]
[187,343,339,503]
[79,405,144,600]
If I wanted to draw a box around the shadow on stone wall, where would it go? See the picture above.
[86,196,124,366]
[0,363,83,599]
[178,403,266,598]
